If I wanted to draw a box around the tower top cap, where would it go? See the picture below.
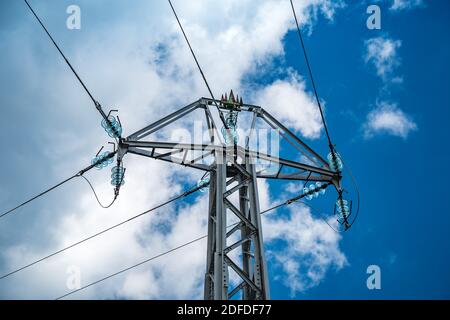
[221,90,243,105]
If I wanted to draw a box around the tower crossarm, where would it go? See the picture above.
[119,141,338,184]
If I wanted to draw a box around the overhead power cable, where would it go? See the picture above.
[289,0,334,150]
[58,184,342,299]
[80,175,117,209]
[0,151,116,220]
[23,0,118,136]
[0,180,206,281]
[167,0,229,130]
[55,222,241,300]
[290,0,361,231]
[55,233,210,300]
[0,175,77,220]
[54,180,346,299]
[260,182,332,215]
[4,182,333,293]
[56,190,335,299]
[260,185,343,233]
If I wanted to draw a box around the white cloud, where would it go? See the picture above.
[365,36,402,81]
[263,204,346,295]
[390,0,424,11]
[0,0,346,299]
[285,182,304,194]
[364,101,417,139]
[254,75,323,139]
[363,35,419,140]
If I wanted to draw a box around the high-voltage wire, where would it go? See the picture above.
[55,192,333,299]
[0,152,116,220]
[289,0,334,150]
[0,181,206,281]
[56,186,338,299]
[80,175,117,209]
[290,0,361,231]
[23,0,118,136]
[55,233,211,300]
[339,157,361,230]
[54,222,241,300]
[260,182,331,215]
[167,0,229,130]
[0,175,78,220]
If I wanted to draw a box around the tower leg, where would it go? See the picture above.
[204,155,269,300]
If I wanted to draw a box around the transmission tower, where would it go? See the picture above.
[115,92,342,300]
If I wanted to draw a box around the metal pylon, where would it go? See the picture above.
[118,96,341,300]
[204,151,270,300]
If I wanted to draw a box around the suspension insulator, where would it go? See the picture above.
[221,111,238,145]
[221,127,238,145]
[303,186,313,200]
[315,182,326,196]
[327,151,343,172]
[336,198,350,219]
[111,166,125,186]
[101,115,122,138]
[302,181,326,200]
[197,176,210,193]
[309,184,318,198]
[92,151,114,170]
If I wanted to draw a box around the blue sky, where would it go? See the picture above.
[0,0,449,299]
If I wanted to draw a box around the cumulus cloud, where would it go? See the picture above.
[390,0,424,11]
[254,75,323,139]
[263,204,346,295]
[365,36,402,82]
[363,101,417,139]
[0,0,345,299]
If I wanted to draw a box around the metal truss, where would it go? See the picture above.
[117,97,341,300]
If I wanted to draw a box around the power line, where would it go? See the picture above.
[23,0,117,135]
[260,182,331,215]
[261,188,344,234]
[53,183,341,299]
[54,222,240,300]
[289,0,334,150]
[3,183,323,295]
[0,175,78,220]
[290,1,361,231]
[0,152,115,220]
[167,0,229,130]
[0,182,205,280]
[55,193,322,300]
[55,233,209,300]
[80,175,117,209]
[339,157,361,230]
[57,187,333,299]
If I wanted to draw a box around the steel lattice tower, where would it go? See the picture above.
[117,93,341,300]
